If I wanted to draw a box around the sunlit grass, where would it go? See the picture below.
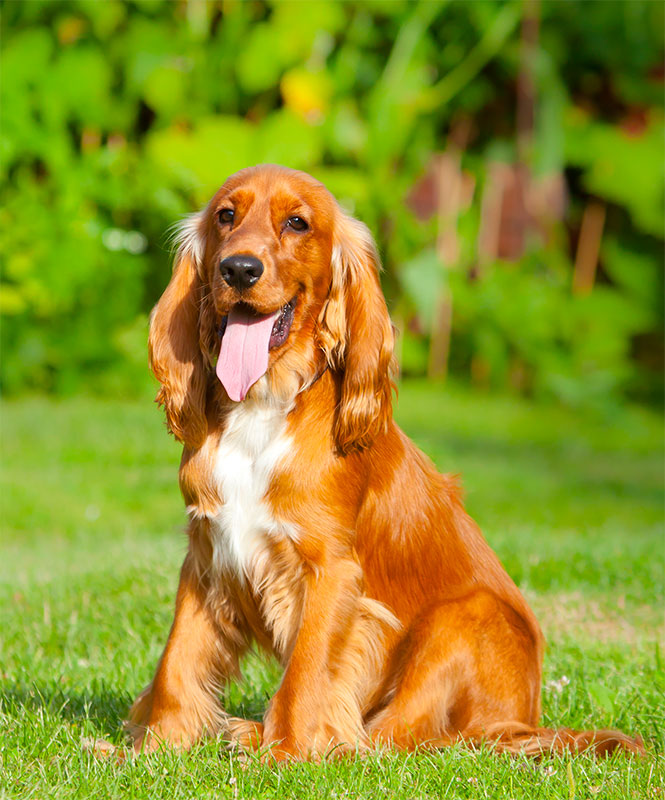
[1,382,663,799]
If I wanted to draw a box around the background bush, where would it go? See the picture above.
[2,0,663,406]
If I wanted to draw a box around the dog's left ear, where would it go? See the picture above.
[318,211,395,454]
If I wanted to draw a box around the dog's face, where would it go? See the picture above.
[150,165,394,451]
[207,166,336,325]
[199,167,338,397]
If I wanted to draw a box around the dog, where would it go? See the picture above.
[127,164,643,761]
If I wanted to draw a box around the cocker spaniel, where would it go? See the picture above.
[126,165,642,761]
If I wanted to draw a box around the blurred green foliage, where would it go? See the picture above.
[1,0,663,405]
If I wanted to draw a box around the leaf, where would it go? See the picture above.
[564,110,665,237]
[236,23,284,93]
[52,46,113,126]
[281,68,332,120]
[271,0,346,61]
[311,167,370,213]
[400,248,446,330]
[145,116,256,197]
[588,681,616,715]
[0,286,27,315]
[254,109,323,170]
[143,65,188,119]
[602,238,661,311]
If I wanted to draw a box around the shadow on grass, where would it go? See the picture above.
[1,682,131,741]
[1,673,272,741]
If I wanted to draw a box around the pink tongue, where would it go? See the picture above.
[216,306,280,402]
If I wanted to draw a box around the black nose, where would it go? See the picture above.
[219,255,264,290]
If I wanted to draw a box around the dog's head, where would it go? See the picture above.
[149,165,394,453]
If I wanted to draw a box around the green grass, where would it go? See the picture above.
[1,381,663,799]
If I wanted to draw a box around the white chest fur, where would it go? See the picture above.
[207,398,294,579]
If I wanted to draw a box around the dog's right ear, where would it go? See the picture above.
[148,211,211,448]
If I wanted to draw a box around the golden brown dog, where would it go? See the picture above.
[127,164,643,760]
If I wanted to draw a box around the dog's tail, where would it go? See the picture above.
[477,721,645,757]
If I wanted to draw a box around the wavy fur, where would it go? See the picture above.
[128,165,644,761]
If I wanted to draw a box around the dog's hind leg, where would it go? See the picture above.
[366,590,541,750]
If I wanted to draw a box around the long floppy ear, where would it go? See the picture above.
[318,211,395,454]
[149,211,213,448]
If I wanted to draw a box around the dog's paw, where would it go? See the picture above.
[225,717,264,752]
[82,737,131,764]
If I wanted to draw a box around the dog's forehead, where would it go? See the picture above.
[211,166,335,214]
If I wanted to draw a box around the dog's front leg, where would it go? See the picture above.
[261,556,363,761]
[126,551,248,753]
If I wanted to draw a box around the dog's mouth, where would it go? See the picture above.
[218,297,296,350]
[269,296,297,349]
[216,297,297,402]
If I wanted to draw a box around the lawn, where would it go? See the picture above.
[1,381,663,799]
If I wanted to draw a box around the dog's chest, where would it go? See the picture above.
[208,401,294,578]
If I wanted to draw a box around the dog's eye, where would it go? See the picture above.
[218,209,234,225]
[286,216,309,232]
